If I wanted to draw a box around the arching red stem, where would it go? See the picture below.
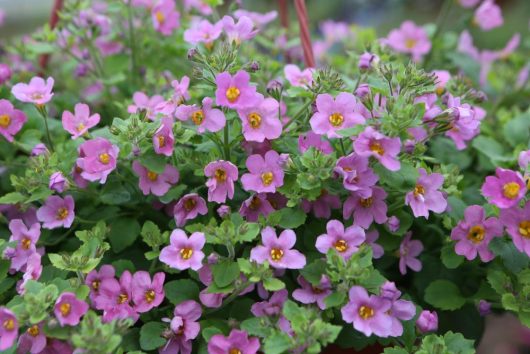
[294,0,315,68]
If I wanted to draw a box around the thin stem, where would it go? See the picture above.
[339,139,347,155]
[204,280,252,314]
[36,105,55,152]
[223,122,231,161]
[283,96,315,131]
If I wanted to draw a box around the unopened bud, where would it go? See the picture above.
[187,48,198,60]
[249,61,260,72]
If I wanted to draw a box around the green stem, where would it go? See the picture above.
[36,105,55,152]
[223,122,231,161]
[204,280,252,314]
[339,139,347,155]
[283,96,315,131]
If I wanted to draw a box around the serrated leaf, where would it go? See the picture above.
[424,280,466,310]
[139,322,166,351]
[324,292,346,308]
[262,277,285,291]
[211,260,240,288]
[164,279,200,305]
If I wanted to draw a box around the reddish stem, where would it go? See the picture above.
[278,0,289,29]
[39,0,64,72]
[294,0,315,68]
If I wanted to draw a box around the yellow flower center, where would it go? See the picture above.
[99,153,110,164]
[249,196,261,210]
[145,289,156,303]
[248,112,262,129]
[405,38,417,49]
[226,86,240,103]
[21,237,31,250]
[0,114,11,128]
[467,225,485,244]
[31,93,44,101]
[155,11,165,24]
[3,319,14,331]
[92,280,100,291]
[191,110,204,125]
[180,247,193,260]
[184,198,196,211]
[76,123,85,132]
[147,171,158,181]
[519,221,530,239]
[369,142,385,155]
[328,112,344,127]
[413,184,425,197]
[229,349,242,354]
[59,302,71,316]
[503,182,520,199]
[261,172,274,186]
[435,86,445,96]
[118,293,128,304]
[158,135,166,147]
[270,248,284,261]
[27,324,39,337]
[56,207,69,220]
[358,305,374,319]
[334,239,348,253]
[360,197,373,208]
[215,168,227,182]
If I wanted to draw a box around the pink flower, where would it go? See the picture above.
[353,126,401,171]
[451,205,503,262]
[379,282,416,337]
[86,265,115,303]
[432,70,451,95]
[49,172,67,193]
[310,92,365,138]
[301,190,341,219]
[385,21,431,62]
[315,220,365,260]
[204,160,238,203]
[320,20,350,44]
[519,150,530,171]
[17,253,42,294]
[183,0,212,15]
[6,219,40,272]
[237,96,282,142]
[151,0,180,36]
[173,193,208,227]
[334,154,378,198]
[293,275,332,310]
[127,92,164,120]
[157,77,191,116]
[131,271,165,313]
[54,292,89,326]
[11,76,54,105]
[159,229,205,270]
[405,168,447,218]
[234,9,277,28]
[153,117,175,156]
[416,310,438,333]
[215,70,259,109]
[284,64,313,88]
[31,143,48,156]
[241,150,284,193]
[208,329,260,354]
[250,227,306,269]
[0,64,12,85]
[132,161,179,196]
[160,300,202,354]
[444,94,484,150]
[387,216,400,232]
[0,307,17,350]
[251,289,287,317]
[0,99,26,142]
[222,16,258,45]
[76,138,119,183]
[239,193,274,221]
[94,271,139,322]
[62,103,100,139]
[343,187,388,228]
[358,52,379,71]
[17,322,46,353]
[481,168,526,209]
[398,232,423,275]
[458,0,481,8]
[184,19,222,47]
[175,97,226,133]
[36,195,75,229]
[474,0,503,31]
[341,286,392,337]
[365,230,384,259]
[298,131,333,155]
[500,201,530,257]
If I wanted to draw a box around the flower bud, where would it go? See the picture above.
[31,143,49,156]
[358,52,379,71]
[266,79,283,94]
[217,205,231,218]
[249,61,260,72]
[49,172,68,193]
[187,48,198,60]
[416,310,438,333]
[354,83,370,99]
[387,216,400,232]
[478,300,491,316]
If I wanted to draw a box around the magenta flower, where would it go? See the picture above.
[132,161,179,196]
[151,0,180,36]
[500,201,530,257]
[208,329,260,354]
[153,117,175,157]
[293,275,332,310]
[353,127,401,171]
[284,64,313,88]
[405,168,447,218]
[444,94,484,150]
[474,0,503,31]
[17,253,42,294]
[173,193,208,227]
[481,168,526,209]
[159,229,205,271]
[0,307,17,350]
[343,187,388,229]
[451,205,503,262]
[175,97,226,133]
[385,21,431,62]
[17,322,46,353]
[76,138,119,183]
[62,103,100,139]
[358,52,379,71]
[315,220,366,260]
[54,292,89,326]
[0,99,26,142]
[31,143,48,156]
[379,282,416,337]
[298,131,333,155]
[251,289,287,317]
[184,19,222,47]
[160,300,202,354]
[204,160,238,203]
[6,219,40,272]
[250,227,306,269]
[237,96,282,142]
[127,92,164,120]
[310,92,365,139]
[519,150,530,171]
[11,76,54,105]
[432,70,451,95]
[215,70,259,109]
[94,271,138,322]
[234,9,277,28]
[222,15,258,45]
[301,190,341,219]
[416,310,438,333]
[36,195,75,229]
[334,154,378,198]
[341,286,392,337]
[241,150,284,193]
[239,193,274,221]
[157,77,191,116]
[478,300,492,316]
[49,171,67,193]
[131,271,165,313]
[86,264,115,303]
[387,216,400,232]
[365,230,384,259]
[0,64,11,85]
[398,232,423,275]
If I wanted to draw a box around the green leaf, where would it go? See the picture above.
[112,259,136,275]
[262,277,285,291]
[107,218,141,253]
[202,327,223,341]
[441,244,464,269]
[383,348,409,354]
[0,259,10,282]
[139,322,166,351]
[237,222,260,243]
[139,153,167,174]
[424,280,466,310]
[444,331,475,354]
[241,317,267,337]
[337,125,365,137]
[299,259,327,286]
[100,182,131,205]
[164,279,200,305]
[264,332,292,354]
[324,292,346,308]
[277,208,307,229]
[471,136,511,164]
[0,192,26,204]
[487,269,511,295]
[489,238,529,273]
[503,112,530,147]
[374,162,419,191]
[501,293,519,311]
[211,260,240,288]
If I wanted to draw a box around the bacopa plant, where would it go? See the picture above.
[0,0,528,353]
